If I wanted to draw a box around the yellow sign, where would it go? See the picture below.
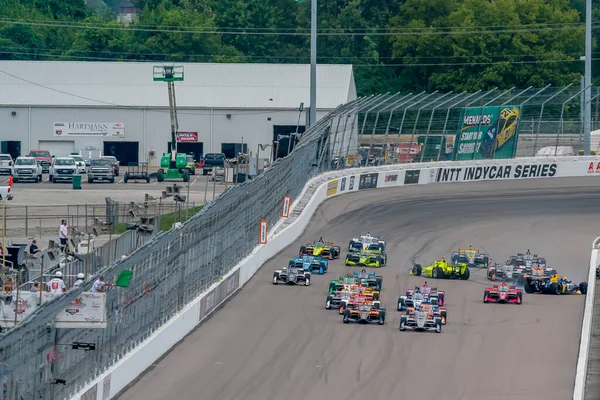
[327,180,338,196]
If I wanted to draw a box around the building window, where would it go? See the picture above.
[221,143,248,159]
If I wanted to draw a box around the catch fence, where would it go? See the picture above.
[0,86,592,399]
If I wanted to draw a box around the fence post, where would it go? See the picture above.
[25,205,28,237]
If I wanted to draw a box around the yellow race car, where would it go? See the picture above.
[411,258,470,280]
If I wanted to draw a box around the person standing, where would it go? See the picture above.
[91,275,113,293]
[46,271,67,294]
[59,220,69,248]
[72,273,85,289]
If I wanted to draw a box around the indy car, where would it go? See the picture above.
[351,270,383,291]
[342,303,386,325]
[487,262,517,282]
[299,239,341,260]
[398,284,445,311]
[339,290,380,314]
[348,234,386,252]
[400,297,447,324]
[345,250,387,267]
[272,265,311,286]
[411,258,470,280]
[524,275,587,295]
[451,247,489,268]
[483,282,523,304]
[288,255,328,274]
[399,305,442,333]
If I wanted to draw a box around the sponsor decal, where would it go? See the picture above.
[435,163,558,182]
[454,106,520,160]
[281,196,291,218]
[385,174,398,182]
[327,180,338,196]
[53,122,125,138]
[340,177,346,191]
[349,176,355,190]
[587,162,600,174]
[358,173,378,190]
[259,220,268,244]
[404,170,420,185]
[176,132,198,142]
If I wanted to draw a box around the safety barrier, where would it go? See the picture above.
[574,237,600,399]
[72,155,600,399]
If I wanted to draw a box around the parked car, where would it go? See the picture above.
[0,154,13,176]
[12,157,43,182]
[202,153,225,175]
[27,150,53,173]
[70,154,87,174]
[49,157,77,183]
[88,158,115,183]
[101,156,120,176]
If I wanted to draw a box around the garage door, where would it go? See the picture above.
[38,141,75,157]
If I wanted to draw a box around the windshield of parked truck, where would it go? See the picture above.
[55,159,75,166]
[71,156,84,162]
[0,155,11,161]
[91,159,111,166]
[205,153,225,160]
[16,158,36,165]
[30,151,50,157]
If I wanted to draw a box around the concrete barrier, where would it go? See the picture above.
[72,156,600,399]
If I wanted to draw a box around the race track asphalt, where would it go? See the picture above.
[117,177,600,400]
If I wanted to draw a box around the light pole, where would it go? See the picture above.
[584,0,592,154]
[309,0,317,128]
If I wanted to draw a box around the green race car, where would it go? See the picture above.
[410,259,470,280]
[345,250,387,267]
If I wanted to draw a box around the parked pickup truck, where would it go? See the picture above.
[202,153,225,175]
[12,157,43,182]
[28,150,53,173]
[49,157,77,183]
[0,154,13,175]
[88,158,115,183]
[0,186,12,201]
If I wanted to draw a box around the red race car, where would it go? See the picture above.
[483,282,523,304]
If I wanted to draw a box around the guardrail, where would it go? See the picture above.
[574,237,600,399]
[72,156,600,400]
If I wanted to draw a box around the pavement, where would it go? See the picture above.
[115,177,599,400]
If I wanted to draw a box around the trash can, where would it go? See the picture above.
[72,174,82,190]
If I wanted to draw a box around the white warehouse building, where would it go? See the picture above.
[0,61,357,166]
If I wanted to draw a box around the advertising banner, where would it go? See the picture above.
[358,173,378,190]
[259,220,268,244]
[200,269,240,320]
[281,196,291,218]
[349,176,355,190]
[327,180,338,196]
[454,106,520,160]
[176,132,198,142]
[434,162,558,183]
[340,177,347,192]
[404,170,420,185]
[54,292,107,328]
[54,122,125,138]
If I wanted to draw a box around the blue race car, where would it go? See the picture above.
[289,255,329,274]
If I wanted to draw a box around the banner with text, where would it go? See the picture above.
[54,122,125,138]
[176,132,198,142]
[434,162,558,183]
[359,173,378,190]
[327,180,338,196]
[454,106,520,160]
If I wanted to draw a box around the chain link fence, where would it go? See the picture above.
[0,86,594,400]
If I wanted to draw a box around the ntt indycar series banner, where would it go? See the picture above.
[434,163,558,182]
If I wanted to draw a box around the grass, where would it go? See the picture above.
[114,205,204,234]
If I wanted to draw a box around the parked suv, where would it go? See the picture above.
[0,154,13,176]
[49,157,77,183]
[12,157,43,182]
[88,158,115,183]
[28,150,52,173]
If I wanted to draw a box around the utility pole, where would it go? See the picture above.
[309,0,317,128]
[584,0,592,154]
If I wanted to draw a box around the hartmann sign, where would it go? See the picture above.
[53,122,125,138]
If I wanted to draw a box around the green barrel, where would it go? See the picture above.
[72,174,82,190]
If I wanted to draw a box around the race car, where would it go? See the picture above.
[288,255,328,274]
[299,239,341,260]
[352,270,383,291]
[326,288,354,310]
[483,282,523,304]
[411,258,470,280]
[339,290,380,314]
[345,250,387,267]
[272,266,311,286]
[524,275,587,295]
[487,262,517,282]
[402,298,447,324]
[342,303,386,325]
[348,233,386,252]
[399,305,442,333]
[398,284,445,311]
[451,247,489,268]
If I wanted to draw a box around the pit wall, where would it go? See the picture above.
[72,156,600,400]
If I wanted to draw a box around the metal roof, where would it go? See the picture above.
[0,61,356,109]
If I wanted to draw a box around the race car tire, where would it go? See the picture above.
[460,268,470,280]
[343,310,350,324]
[438,293,445,306]
[483,290,490,303]
[397,297,404,311]
[376,277,383,290]
[440,310,447,325]
[382,254,388,266]
[373,292,380,301]
[412,264,422,276]
[580,282,588,295]
[524,280,534,294]
[433,267,443,279]
[304,277,311,286]
[333,246,341,258]
[435,320,442,333]
[489,271,496,281]
[325,297,332,309]
[328,249,335,260]
[272,273,278,284]
[550,282,561,295]
[517,292,523,304]
[399,316,407,331]
[299,246,306,257]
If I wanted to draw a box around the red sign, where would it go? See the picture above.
[176,132,198,142]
